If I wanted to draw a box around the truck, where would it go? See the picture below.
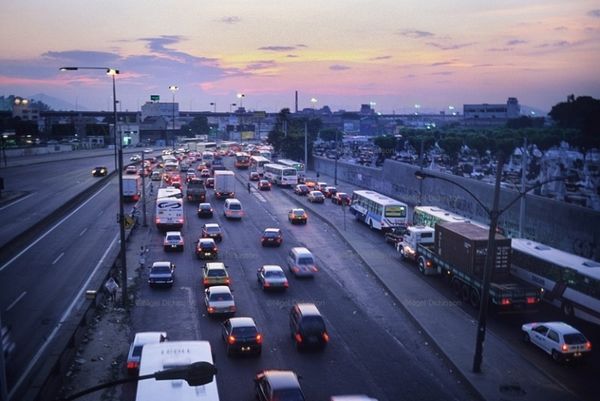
[186,178,206,202]
[122,175,142,202]
[214,170,235,199]
[396,222,540,311]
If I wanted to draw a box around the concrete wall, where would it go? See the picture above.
[315,157,600,261]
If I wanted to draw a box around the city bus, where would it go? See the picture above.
[263,163,298,186]
[510,238,600,326]
[413,206,489,229]
[349,190,408,231]
[276,159,305,173]
[234,152,251,169]
[249,155,270,176]
[135,341,219,401]
[201,151,215,167]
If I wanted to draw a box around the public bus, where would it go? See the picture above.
[259,149,272,161]
[249,155,270,176]
[201,151,215,167]
[155,187,184,230]
[413,206,488,229]
[234,152,251,169]
[349,190,408,231]
[135,341,219,401]
[510,239,600,326]
[263,163,298,186]
[276,159,305,173]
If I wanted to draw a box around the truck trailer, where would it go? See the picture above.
[214,170,235,199]
[122,175,142,202]
[397,222,540,311]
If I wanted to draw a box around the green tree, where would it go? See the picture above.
[319,128,342,142]
[464,135,490,159]
[373,135,397,159]
[181,115,210,137]
[438,136,463,163]
[549,95,600,137]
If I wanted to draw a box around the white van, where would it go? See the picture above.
[287,247,318,277]
[135,341,219,401]
[223,198,244,219]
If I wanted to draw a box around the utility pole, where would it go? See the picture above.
[518,137,528,237]
[141,151,147,227]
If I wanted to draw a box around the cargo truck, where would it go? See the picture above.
[122,175,142,202]
[186,178,206,202]
[396,222,540,310]
[214,170,235,199]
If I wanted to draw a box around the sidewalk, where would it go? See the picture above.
[284,169,580,401]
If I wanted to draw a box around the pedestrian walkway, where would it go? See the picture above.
[283,169,580,401]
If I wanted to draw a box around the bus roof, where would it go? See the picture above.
[512,238,600,280]
[250,155,270,162]
[414,206,488,229]
[264,163,296,171]
[136,341,219,401]
[352,190,406,207]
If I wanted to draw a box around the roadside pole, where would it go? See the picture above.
[141,152,147,227]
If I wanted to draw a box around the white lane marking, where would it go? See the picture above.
[0,193,35,211]
[254,192,267,203]
[51,252,65,265]
[9,234,119,400]
[0,182,111,273]
[79,227,88,237]
[6,291,27,312]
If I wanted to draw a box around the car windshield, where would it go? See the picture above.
[272,389,304,401]
[298,257,314,265]
[207,269,226,277]
[152,265,171,273]
[210,292,232,301]
[200,204,211,209]
[564,333,587,344]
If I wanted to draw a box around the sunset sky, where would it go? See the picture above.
[1,1,599,114]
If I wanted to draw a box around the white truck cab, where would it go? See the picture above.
[397,225,435,265]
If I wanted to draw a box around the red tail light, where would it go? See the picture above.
[207,306,215,313]
[263,282,270,287]
[311,266,318,272]
[585,341,592,350]
[294,333,303,343]
[561,344,569,352]
[256,334,263,344]
[284,281,289,287]
[224,278,230,284]
[322,332,330,342]
[227,335,236,344]
[155,218,160,224]
[500,298,512,305]
[127,361,139,370]
[203,278,209,285]
[526,297,539,304]
[178,218,184,223]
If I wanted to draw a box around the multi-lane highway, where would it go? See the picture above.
[1,151,598,401]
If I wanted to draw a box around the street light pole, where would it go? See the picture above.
[210,102,216,113]
[415,165,568,373]
[334,129,338,185]
[169,85,178,150]
[60,66,128,307]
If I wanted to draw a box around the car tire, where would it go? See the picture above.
[523,332,530,343]
[552,350,561,362]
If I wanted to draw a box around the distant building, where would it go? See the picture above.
[463,97,520,120]
[141,101,179,121]
[12,98,40,122]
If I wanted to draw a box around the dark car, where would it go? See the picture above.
[249,172,260,181]
[261,228,283,247]
[148,261,176,287]
[205,177,215,189]
[196,238,218,260]
[294,184,309,196]
[289,303,329,350]
[92,166,108,177]
[201,223,223,242]
[258,179,271,191]
[197,202,214,218]
[323,186,337,198]
[288,208,308,224]
[332,192,351,205]
[255,370,305,401]
[221,317,262,356]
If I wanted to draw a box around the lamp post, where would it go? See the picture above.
[57,361,217,401]
[334,129,339,185]
[60,66,128,307]
[210,102,216,113]
[169,85,178,150]
[230,103,236,113]
[415,165,568,373]
[236,93,245,109]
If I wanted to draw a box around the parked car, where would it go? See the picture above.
[258,180,271,191]
[288,208,308,224]
[307,190,325,203]
[126,331,167,375]
[92,166,108,177]
[196,238,218,260]
[204,285,236,317]
[257,265,288,291]
[255,370,305,401]
[289,303,329,350]
[332,192,351,205]
[148,261,176,287]
[294,184,310,196]
[197,202,214,218]
[202,262,230,287]
[522,321,592,362]
[201,223,223,242]
[249,172,260,181]
[222,317,262,356]
[163,231,184,252]
[261,228,283,247]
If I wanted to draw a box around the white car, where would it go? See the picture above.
[126,331,167,375]
[257,265,289,291]
[130,154,141,162]
[205,285,236,316]
[521,321,591,362]
[163,231,184,251]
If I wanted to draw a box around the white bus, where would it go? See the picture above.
[263,163,298,186]
[155,196,184,231]
[201,151,215,167]
[135,341,219,401]
[349,190,408,231]
[157,187,182,199]
[276,159,305,173]
[413,206,488,230]
[249,155,270,176]
[510,239,600,326]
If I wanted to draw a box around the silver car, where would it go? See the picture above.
[257,265,289,291]
[205,285,236,316]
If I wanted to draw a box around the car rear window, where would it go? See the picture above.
[207,269,226,277]
[264,231,279,238]
[132,345,143,357]
[293,210,305,216]
[152,265,171,273]
[298,256,314,265]
[564,333,587,344]
[166,235,180,241]
[300,316,325,332]
[210,293,232,301]
[229,203,241,210]
[232,326,257,337]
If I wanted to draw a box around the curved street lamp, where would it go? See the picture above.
[169,85,179,150]
[415,167,569,373]
[236,93,245,108]
[59,66,127,307]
